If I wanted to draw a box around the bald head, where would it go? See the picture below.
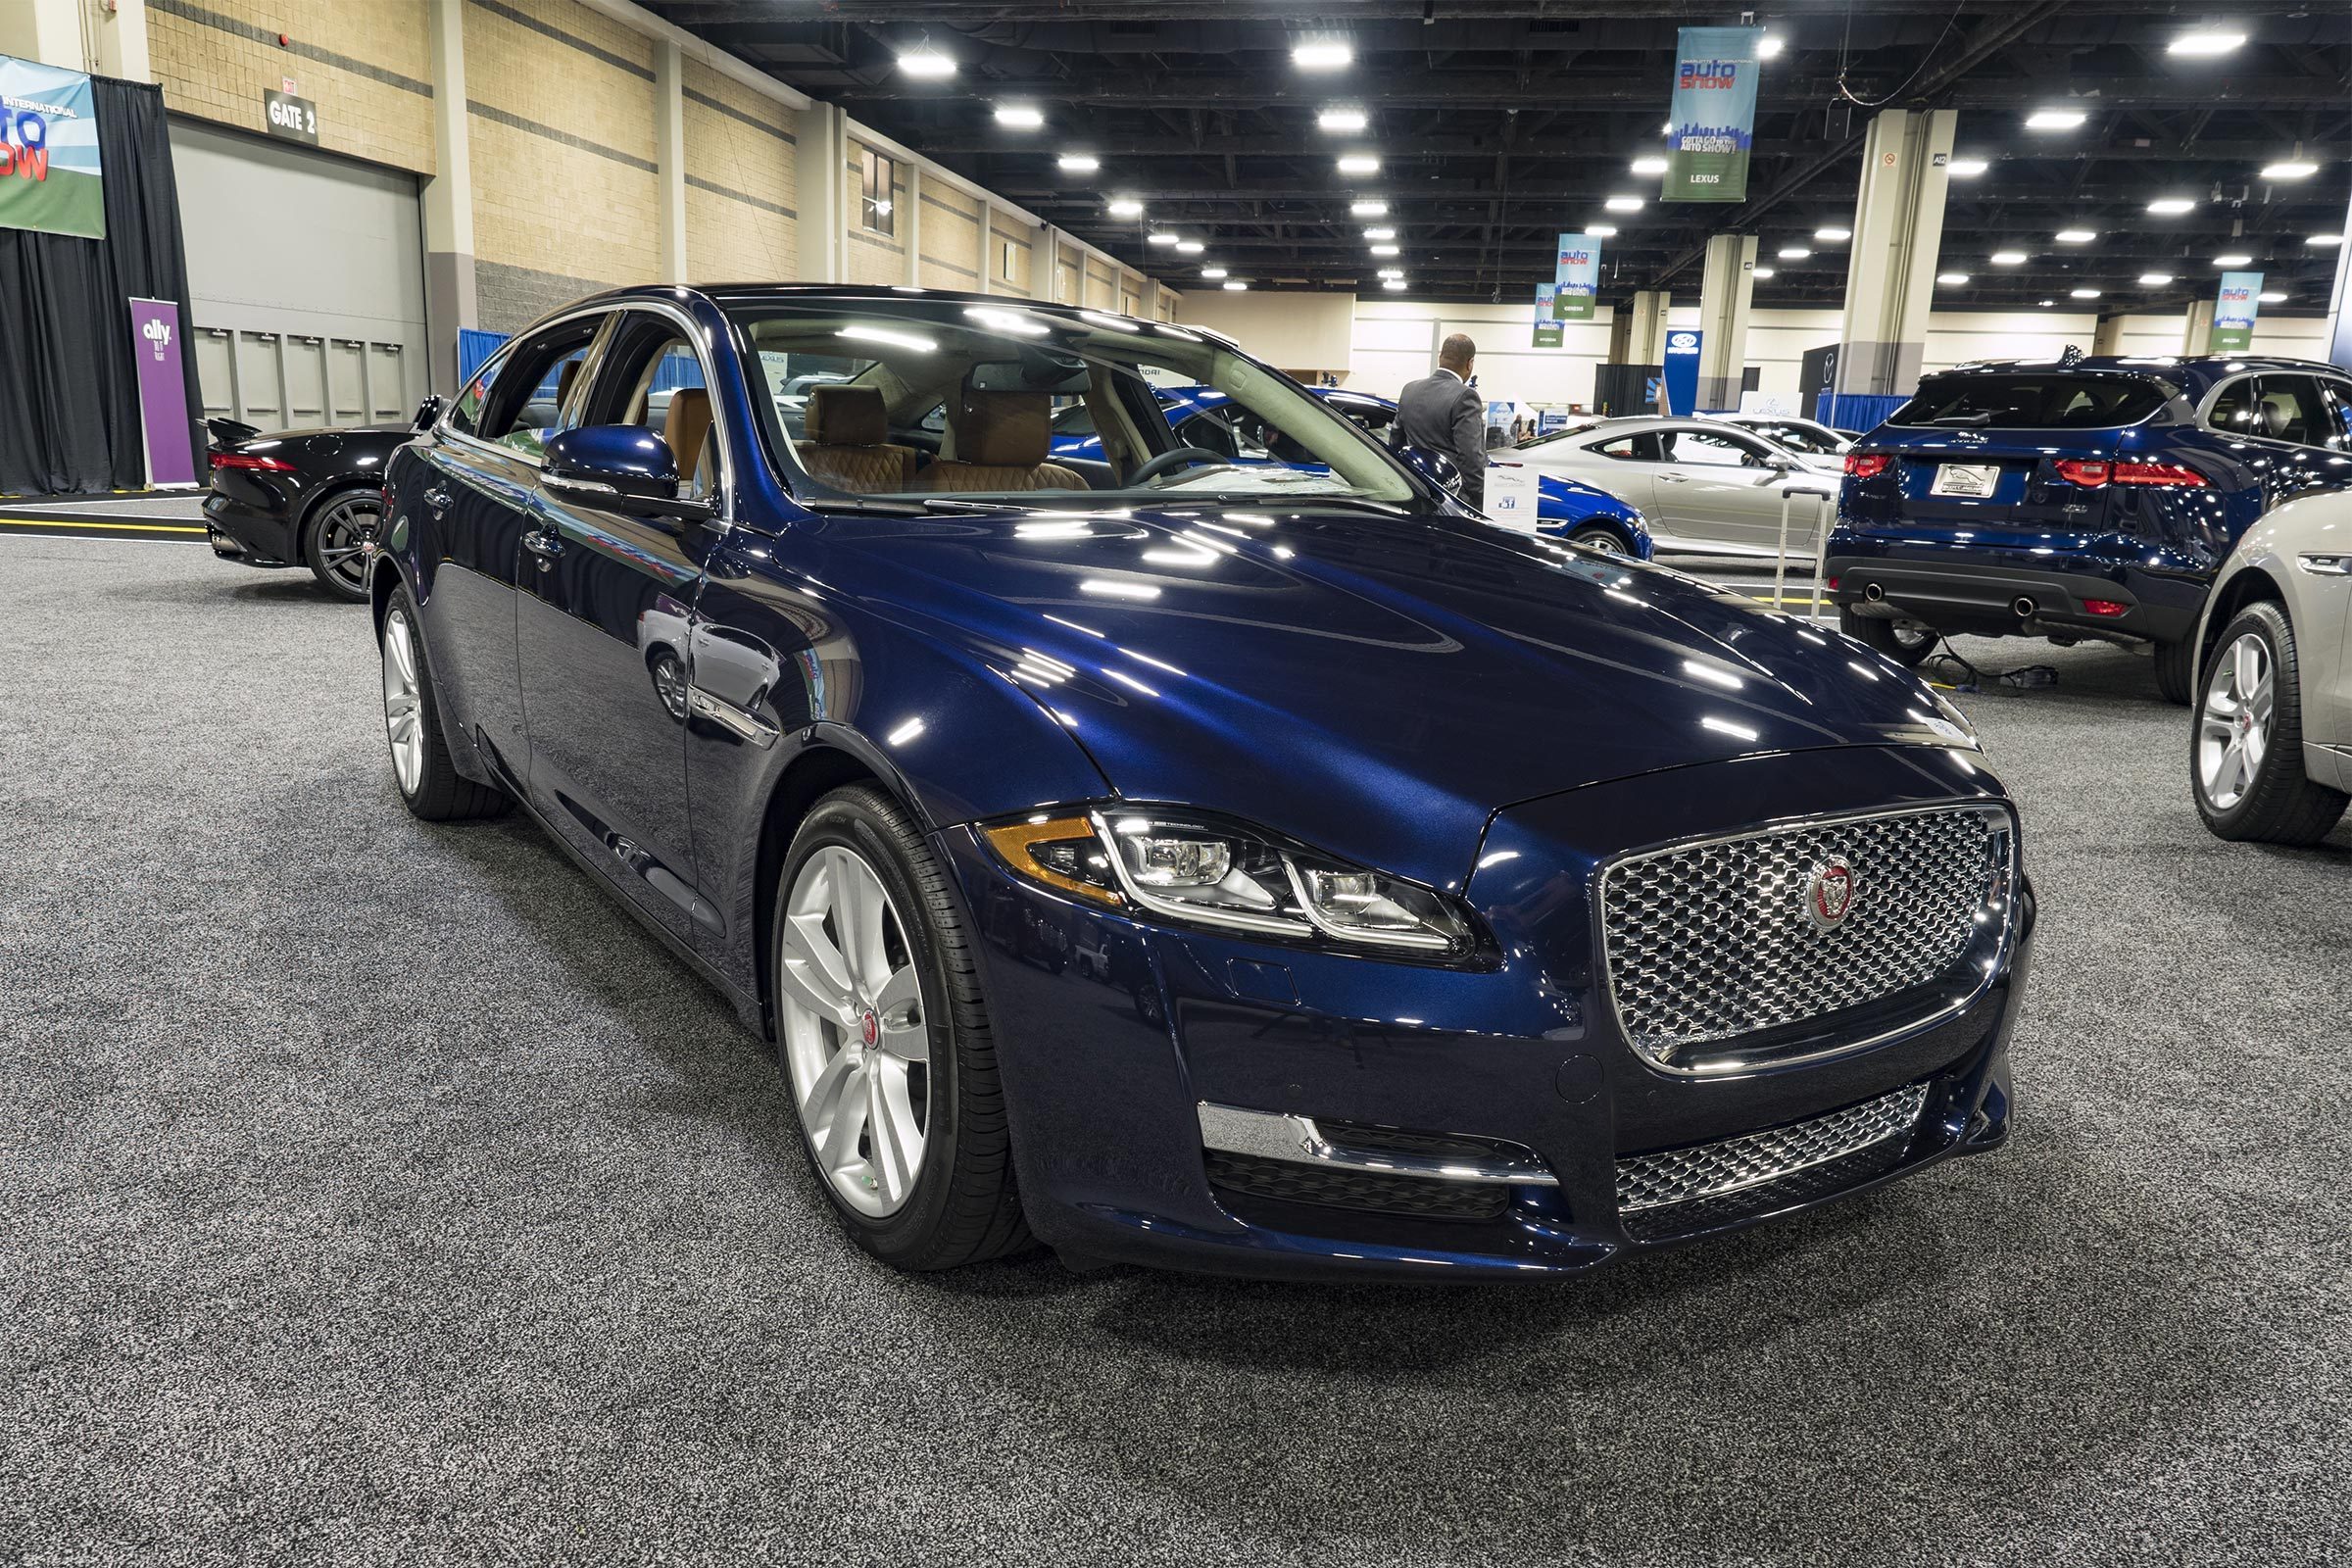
[1439,333,1477,374]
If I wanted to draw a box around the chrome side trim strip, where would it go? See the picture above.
[686,685,780,748]
[1196,1102,1558,1188]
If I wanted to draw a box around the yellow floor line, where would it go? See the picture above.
[0,515,209,534]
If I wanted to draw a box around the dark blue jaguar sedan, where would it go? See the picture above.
[370,284,2032,1280]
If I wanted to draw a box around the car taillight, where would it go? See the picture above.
[211,452,298,472]
[2111,462,2207,487]
[1844,453,1889,478]
[2053,459,2111,487]
[2082,600,2130,617]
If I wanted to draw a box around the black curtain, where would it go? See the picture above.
[0,78,204,496]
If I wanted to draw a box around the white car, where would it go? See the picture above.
[1717,414,1856,458]
[1515,415,1838,557]
[2190,486,2352,845]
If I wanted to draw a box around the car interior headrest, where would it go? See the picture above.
[2257,395,2293,439]
[948,388,1051,466]
[665,388,714,474]
[555,357,579,411]
[805,385,889,447]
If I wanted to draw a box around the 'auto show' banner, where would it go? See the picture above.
[1553,232,1601,319]
[2209,270,2264,352]
[1533,285,1564,347]
[128,299,197,486]
[0,53,105,240]
[1662,27,1761,203]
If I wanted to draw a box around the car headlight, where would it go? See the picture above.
[982,808,1477,958]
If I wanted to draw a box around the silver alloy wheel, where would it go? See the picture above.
[1571,528,1625,556]
[381,609,425,797]
[317,495,381,592]
[777,844,929,1218]
[2198,630,2274,811]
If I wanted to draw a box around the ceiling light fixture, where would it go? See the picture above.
[1337,154,1381,175]
[2146,197,2196,216]
[1586,223,1618,237]
[994,104,1044,129]
[2309,233,2345,247]
[1362,225,1396,240]
[2070,288,2101,299]
[1604,195,1644,213]
[1293,40,1351,71]
[1317,108,1368,133]
[2167,28,2246,56]
[2138,271,2175,285]
[2026,108,2087,130]
[897,44,956,78]
[1750,267,1775,279]
[2039,298,2056,308]
[1349,199,1388,217]
[1369,243,1400,257]
[2262,161,2319,179]
[1814,226,1851,241]
[1630,156,1668,175]
[1176,240,1204,254]
[2258,290,2288,303]
[1990,250,2029,265]
[1200,267,1227,279]
[1107,197,1144,218]
[1058,153,1100,172]
[1756,34,1785,59]
[2054,229,2097,244]
[1376,266,1403,278]
[1383,279,1407,291]
[1777,246,1810,259]
[1947,157,1989,176]
[1222,279,1249,291]
[1146,232,1179,246]
[1936,272,1970,285]
[2213,252,2253,266]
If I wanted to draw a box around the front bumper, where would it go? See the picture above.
[943,747,2032,1281]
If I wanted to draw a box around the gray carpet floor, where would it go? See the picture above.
[4,535,2349,1566]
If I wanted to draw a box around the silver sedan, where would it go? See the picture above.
[1514,416,1839,558]
[2190,486,2352,845]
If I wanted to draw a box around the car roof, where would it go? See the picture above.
[1930,353,2345,396]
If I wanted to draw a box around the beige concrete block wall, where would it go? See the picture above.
[845,140,905,286]
[987,214,1035,297]
[917,181,981,290]
[466,0,660,325]
[1084,260,1115,311]
[149,0,435,173]
[681,57,798,281]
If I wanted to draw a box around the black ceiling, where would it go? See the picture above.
[643,1,2352,316]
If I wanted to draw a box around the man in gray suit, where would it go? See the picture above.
[1396,332,1486,512]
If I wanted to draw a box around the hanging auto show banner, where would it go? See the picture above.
[0,53,105,240]
[1552,232,1601,319]
[1532,285,1563,347]
[1661,327,1703,415]
[1662,27,1762,203]
[2208,270,2264,353]
[128,299,197,486]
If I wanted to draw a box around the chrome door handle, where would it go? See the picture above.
[1657,472,1689,483]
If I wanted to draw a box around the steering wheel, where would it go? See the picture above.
[1126,446,1228,485]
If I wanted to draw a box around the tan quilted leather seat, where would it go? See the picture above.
[914,388,1087,493]
[799,386,915,494]
[664,388,716,495]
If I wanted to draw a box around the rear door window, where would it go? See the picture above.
[1592,432,1660,462]
[1664,428,1755,467]
[2207,378,2264,437]
[2251,375,2329,447]
[2317,380,2352,453]
[1891,373,2168,429]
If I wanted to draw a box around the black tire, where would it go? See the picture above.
[1566,523,1627,556]
[378,584,511,822]
[773,785,1031,1270]
[1838,603,1937,668]
[2190,601,2350,845]
[303,487,381,604]
[2152,636,2195,706]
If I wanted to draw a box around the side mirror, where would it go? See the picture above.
[1395,443,1466,499]
[412,394,446,432]
[542,425,711,522]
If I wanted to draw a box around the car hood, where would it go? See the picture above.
[817,503,1970,888]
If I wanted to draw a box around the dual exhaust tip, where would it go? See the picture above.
[1860,581,2034,617]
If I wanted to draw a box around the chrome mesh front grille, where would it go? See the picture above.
[1616,1083,1930,1214]
[1598,805,2010,1060]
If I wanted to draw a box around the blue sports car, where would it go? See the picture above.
[1048,384,1653,559]
[370,285,2030,1280]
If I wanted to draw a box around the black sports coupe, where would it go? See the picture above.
[202,401,440,602]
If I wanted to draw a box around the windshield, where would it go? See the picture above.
[1890,373,2172,429]
[723,300,1421,509]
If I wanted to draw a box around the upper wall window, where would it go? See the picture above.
[860,148,897,237]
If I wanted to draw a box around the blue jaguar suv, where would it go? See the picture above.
[1829,353,2352,700]
[1048,383,1654,558]
[369,285,2031,1280]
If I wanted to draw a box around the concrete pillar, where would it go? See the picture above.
[796,104,847,282]
[0,0,85,69]
[2182,299,2216,354]
[976,196,993,295]
[1619,290,1671,365]
[420,0,476,394]
[1694,233,1758,412]
[902,165,922,287]
[653,41,687,285]
[94,0,151,80]
[1833,109,1957,397]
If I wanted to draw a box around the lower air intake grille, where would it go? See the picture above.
[1616,1083,1930,1218]
[1205,1151,1508,1221]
